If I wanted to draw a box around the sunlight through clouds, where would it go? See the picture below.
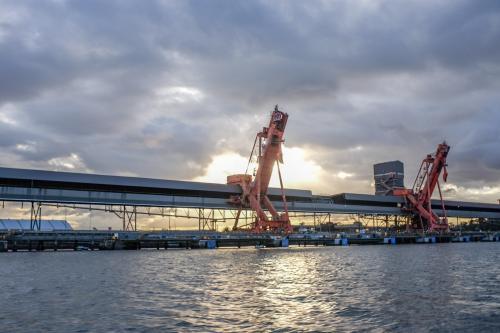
[193,146,326,189]
[0,104,18,125]
[193,152,247,183]
[443,183,500,202]
[47,153,91,172]
[155,86,205,103]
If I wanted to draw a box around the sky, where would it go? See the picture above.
[0,0,499,228]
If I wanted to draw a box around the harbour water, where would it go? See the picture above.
[1,243,499,332]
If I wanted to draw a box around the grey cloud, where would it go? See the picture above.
[0,0,498,206]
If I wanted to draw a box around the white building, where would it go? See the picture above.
[0,219,73,231]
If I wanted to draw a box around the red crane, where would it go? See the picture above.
[227,105,292,233]
[393,142,450,232]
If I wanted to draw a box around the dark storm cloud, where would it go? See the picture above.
[0,0,499,203]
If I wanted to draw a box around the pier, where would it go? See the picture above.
[1,230,498,252]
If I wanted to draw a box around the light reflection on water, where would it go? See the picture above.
[0,243,499,332]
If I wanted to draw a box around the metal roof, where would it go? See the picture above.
[0,219,73,231]
[334,192,500,212]
[0,166,312,199]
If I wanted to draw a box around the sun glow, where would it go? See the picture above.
[194,146,325,189]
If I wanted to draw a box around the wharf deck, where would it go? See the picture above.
[1,230,498,252]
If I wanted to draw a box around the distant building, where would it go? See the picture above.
[0,219,73,231]
[373,160,404,196]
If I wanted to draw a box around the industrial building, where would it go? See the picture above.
[373,160,404,196]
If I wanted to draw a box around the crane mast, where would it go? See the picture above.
[227,105,292,233]
[394,142,450,232]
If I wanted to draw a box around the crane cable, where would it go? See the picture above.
[245,135,259,175]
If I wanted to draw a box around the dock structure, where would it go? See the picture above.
[1,230,499,252]
[0,167,499,232]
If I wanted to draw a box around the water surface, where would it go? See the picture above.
[1,243,499,332]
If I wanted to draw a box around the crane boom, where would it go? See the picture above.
[394,142,450,232]
[227,105,292,233]
[253,110,288,196]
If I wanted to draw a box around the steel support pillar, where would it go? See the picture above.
[119,206,137,231]
[30,202,42,230]
[198,208,215,231]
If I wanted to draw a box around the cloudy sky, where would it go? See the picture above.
[0,0,499,227]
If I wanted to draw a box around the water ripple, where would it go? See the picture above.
[0,244,499,332]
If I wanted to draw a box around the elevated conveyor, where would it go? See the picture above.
[0,167,499,220]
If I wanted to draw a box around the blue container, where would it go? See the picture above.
[200,240,216,249]
[417,237,436,243]
[281,238,289,247]
[383,237,397,245]
[334,238,349,246]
